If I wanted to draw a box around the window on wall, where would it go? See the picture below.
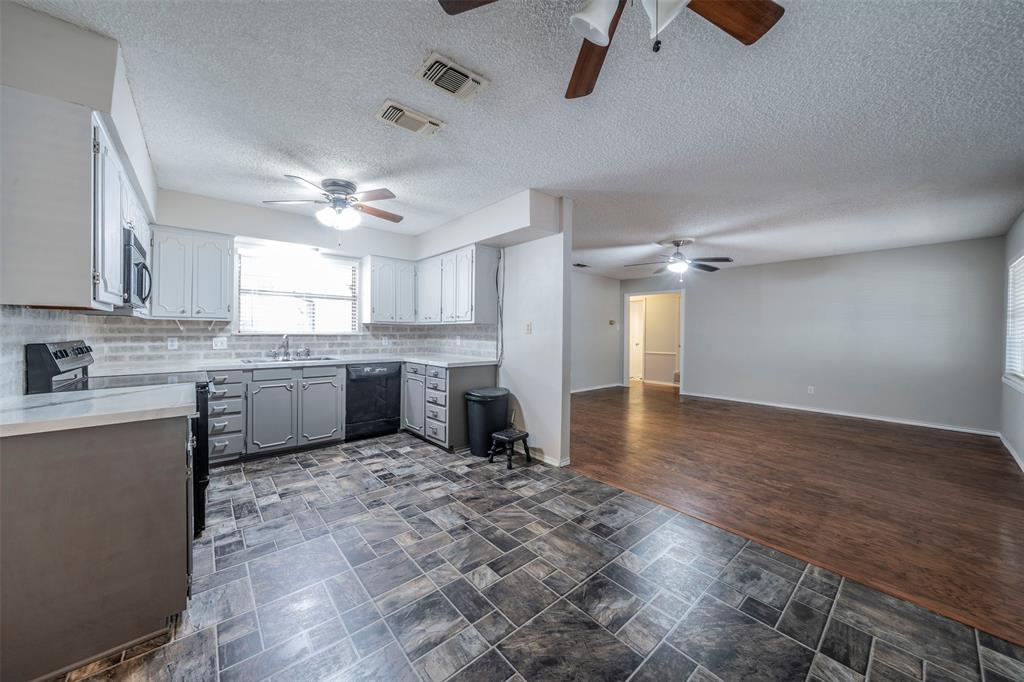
[237,242,358,334]
[1008,254,1024,381]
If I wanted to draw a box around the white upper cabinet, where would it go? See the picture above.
[92,122,124,307]
[453,248,474,322]
[192,234,233,319]
[361,256,416,324]
[395,261,417,323]
[416,257,443,323]
[440,251,458,322]
[150,227,233,320]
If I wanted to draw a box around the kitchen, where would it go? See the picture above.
[0,3,573,680]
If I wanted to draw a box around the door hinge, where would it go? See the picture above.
[92,271,101,284]
[92,139,100,154]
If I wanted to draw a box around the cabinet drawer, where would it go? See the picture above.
[302,365,340,378]
[425,419,447,444]
[207,398,242,416]
[425,366,447,379]
[208,433,244,459]
[251,368,295,381]
[425,404,447,424]
[208,414,244,435]
[425,377,447,392]
[404,362,425,376]
[425,389,447,407]
[208,370,243,385]
[208,384,243,400]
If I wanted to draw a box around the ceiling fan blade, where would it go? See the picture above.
[687,0,785,45]
[284,174,325,194]
[356,204,404,223]
[653,266,667,275]
[625,261,669,267]
[438,0,497,15]
[565,0,627,99]
[262,199,327,205]
[689,257,734,263]
[350,188,396,203]
[690,263,720,272]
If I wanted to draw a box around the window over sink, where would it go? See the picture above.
[236,241,358,334]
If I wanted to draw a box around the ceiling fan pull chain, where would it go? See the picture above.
[653,0,662,52]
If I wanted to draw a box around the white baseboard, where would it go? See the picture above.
[680,391,1001,438]
[571,383,627,394]
[1001,434,1024,473]
[639,380,679,387]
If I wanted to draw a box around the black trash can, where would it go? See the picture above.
[465,387,510,457]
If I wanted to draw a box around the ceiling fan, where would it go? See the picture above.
[437,0,785,99]
[626,238,733,275]
[263,175,403,230]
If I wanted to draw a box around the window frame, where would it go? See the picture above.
[1005,253,1024,393]
[233,241,361,336]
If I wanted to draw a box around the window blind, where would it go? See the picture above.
[1008,254,1024,378]
[237,243,358,334]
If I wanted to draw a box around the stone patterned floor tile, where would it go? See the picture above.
[482,568,559,626]
[632,642,699,682]
[256,582,336,647]
[385,590,467,660]
[567,573,644,632]
[413,626,489,682]
[447,647,516,682]
[526,522,622,582]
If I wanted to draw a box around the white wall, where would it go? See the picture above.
[110,51,157,216]
[498,204,571,466]
[157,189,418,260]
[570,271,622,392]
[682,237,1006,433]
[1002,213,1024,468]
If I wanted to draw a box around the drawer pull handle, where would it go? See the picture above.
[211,405,227,413]
[429,410,437,418]
[213,440,229,449]
[212,420,228,428]
[211,389,227,398]
[212,375,229,382]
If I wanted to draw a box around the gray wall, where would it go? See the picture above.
[570,270,622,391]
[0,306,496,397]
[682,237,1006,433]
[1003,213,1024,465]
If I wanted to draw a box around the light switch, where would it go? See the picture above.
[525,322,533,335]
[212,336,228,350]
[166,337,179,350]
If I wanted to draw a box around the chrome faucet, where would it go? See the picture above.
[271,334,290,360]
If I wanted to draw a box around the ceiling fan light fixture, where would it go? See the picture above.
[570,0,621,46]
[667,260,689,273]
[335,206,362,230]
[315,205,336,227]
[640,0,688,39]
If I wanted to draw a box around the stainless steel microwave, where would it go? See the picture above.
[122,227,152,308]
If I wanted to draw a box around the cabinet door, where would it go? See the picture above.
[403,375,425,433]
[453,248,474,322]
[299,372,343,444]
[92,127,124,307]
[395,261,417,323]
[416,258,442,323]
[192,234,233,319]
[372,259,396,322]
[440,252,458,323]
[150,230,192,318]
[247,379,298,452]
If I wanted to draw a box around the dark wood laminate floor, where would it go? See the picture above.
[569,382,1024,646]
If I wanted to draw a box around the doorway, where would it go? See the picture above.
[624,292,682,387]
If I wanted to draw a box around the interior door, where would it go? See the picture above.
[192,235,232,319]
[373,259,396,322]
[453,248,474,321]
[629,298,645,380]
[440,252,457,322]
[395,261,416,323]
[150,230,192,318]
[92,125,124,307]
[416,257,442,323]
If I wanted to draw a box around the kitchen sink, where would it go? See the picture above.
[240,356,337,364]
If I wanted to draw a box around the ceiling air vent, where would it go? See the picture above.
[418,52,489,100]
[376,100,443,136]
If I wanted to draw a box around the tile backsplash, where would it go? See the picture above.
[0,306,497,397]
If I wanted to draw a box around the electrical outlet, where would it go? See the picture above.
[166,337,178,350]
[525,322,533,335]
[212,336,228,350]
[381,336,391,347]
[807,385,815,394]
[455,335,462,347]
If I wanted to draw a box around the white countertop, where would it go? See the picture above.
[92,353,499,377]
[0,384,197,438]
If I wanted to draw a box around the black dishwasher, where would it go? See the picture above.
[345,363,402,440]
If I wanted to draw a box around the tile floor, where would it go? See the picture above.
[63,433,1023,681]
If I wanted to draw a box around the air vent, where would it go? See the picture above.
[572,263,590,268]
[376,100,443,136]
[418,52,489,100]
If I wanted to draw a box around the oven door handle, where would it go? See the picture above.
[140,262,153,303]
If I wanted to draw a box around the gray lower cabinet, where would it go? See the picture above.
[298,369,345,445]
[403,374,425,434]
[246,377,299,453]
